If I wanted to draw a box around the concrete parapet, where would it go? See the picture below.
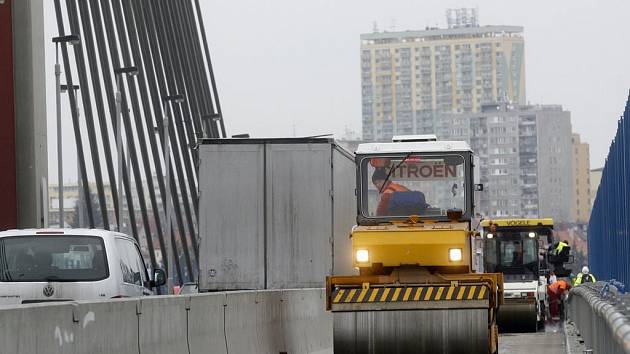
[187,292,227,354]
[0,288,333,354]
[253,290,285,352]
[7,302,75,354]
[73,299,139,354]
[282,288,333,353]
[0,306,22,354]
[138,295,189,354]
[224,291,262,352]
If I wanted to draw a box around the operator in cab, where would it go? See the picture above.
[371,168,429,216]
[372,168,409,216]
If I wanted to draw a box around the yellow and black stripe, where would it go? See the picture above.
[331,285,488,304]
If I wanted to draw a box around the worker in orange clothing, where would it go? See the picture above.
[372,168,410,216]
[547,279,571,320]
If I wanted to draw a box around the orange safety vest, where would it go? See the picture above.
[377,182,409,216]
[548,279,570,294]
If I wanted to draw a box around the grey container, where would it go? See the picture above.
[198,138,356,291]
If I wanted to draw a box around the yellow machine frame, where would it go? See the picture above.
[480,218,554,228]
[351,222,470,268]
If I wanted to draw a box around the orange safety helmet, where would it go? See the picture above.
[370,158,391,168]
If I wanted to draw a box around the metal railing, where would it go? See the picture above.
[589,93,630,286]
[568,282,630,353]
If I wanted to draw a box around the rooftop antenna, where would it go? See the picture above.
[372,21,379,33]
[446,8,479,28]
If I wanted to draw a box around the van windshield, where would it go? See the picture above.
[0,235,108,282]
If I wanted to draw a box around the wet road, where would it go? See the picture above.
[498,321,566,354]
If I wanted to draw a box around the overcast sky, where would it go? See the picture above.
[46,0,630,183]
[199,0,630,169]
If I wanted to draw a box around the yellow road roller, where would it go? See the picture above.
[326,135,503,353]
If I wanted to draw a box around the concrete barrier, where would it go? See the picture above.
[0,299,141,354]
[224,290,271,353]
[254,290,285,352]
[0,306,23,354]
[0,288,332,354]
[138,295,190,354]
[187,292,227,354]
[73,299,139,354]
[282,289,333,354]
[9,302,75,354]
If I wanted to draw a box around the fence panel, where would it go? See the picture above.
[589,93,630,285]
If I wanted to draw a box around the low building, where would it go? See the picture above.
[571,134,591,223]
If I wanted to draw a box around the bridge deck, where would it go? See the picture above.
[499,321,567,354]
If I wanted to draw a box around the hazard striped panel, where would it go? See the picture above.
[331,285,488,304]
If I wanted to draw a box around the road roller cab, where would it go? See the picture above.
[326,136,504,354]
[353,137,474,275]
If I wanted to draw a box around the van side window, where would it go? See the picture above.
[133,243,151,289]
[115,239,147,286]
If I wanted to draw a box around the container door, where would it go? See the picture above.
[266,143,332,289]
[198,144,265,290]
[332,146,356,276]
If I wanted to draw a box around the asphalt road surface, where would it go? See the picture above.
[499,321,567,354]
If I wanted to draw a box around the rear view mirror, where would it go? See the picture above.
[153,269,166,287]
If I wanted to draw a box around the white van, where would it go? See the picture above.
[0,229,166,305]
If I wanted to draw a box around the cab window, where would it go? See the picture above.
[522,238,537,264]
[115,238,148,286]
[500,241,522,266]
[360,154,467,218]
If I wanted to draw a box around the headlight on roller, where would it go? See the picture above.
[449,248,462,262]
[356,249,369,263]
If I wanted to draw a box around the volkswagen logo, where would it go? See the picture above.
[42,284,55,297]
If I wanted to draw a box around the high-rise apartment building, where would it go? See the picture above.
[361,10,526,141]
[436,104,573,222]
[571,134,591,223]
